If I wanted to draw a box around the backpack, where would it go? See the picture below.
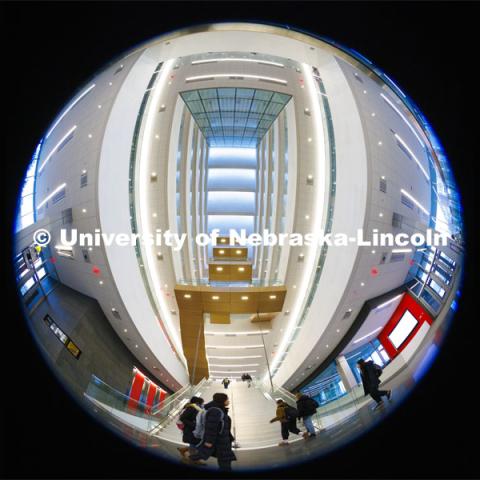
[193,407,224,445]
[284,405,298,420]
[373,364,383,378]
[305,397,319,411]
[176,408,186,430]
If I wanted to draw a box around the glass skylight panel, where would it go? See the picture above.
[180,87,291,147]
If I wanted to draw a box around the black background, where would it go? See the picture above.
[1,1,478,479]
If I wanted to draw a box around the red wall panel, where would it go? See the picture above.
[378,293,433,359]
[127,370,145,410]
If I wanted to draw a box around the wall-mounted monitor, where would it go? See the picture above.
[388,309,418,349]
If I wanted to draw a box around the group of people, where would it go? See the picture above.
[270,393,319,445]
[175,359,392,470]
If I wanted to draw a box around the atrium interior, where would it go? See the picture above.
[13,23,464,471]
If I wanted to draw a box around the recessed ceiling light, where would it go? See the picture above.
[212,296,220,300]
[97,104,102,109]
[88,134,92,138]
[184,294,191,299]
[371,250,376,254]
[108,82,113,86]
[379,212,384,217]
[241,296,249,301]
[152,212,157,218]
[164,284,168,288]
[378,141,383,146]
[219,250,225,254]
[269,295,277,299]
[308,137,312,142]
[238,267,245,272]
[123,328,127,333]
[145,357,148,360]
[99,281,103,285]
[336,329,340,333]
[381,175,386,180]
[236,250,242,254]
[88,247,93,251]
[216,267,223,272]
[82,208,87,213]
[360,282,365,286]
[293,285,297,289]
[326,344,329,348]
[135,344,138,348]
[363,90,367,94]
[371,112,376,117]
[155,134,159,139]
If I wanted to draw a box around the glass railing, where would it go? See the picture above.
[83,375,209,436]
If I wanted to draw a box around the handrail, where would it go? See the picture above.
[150,381,192,414]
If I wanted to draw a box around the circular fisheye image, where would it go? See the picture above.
[13,23,464,472]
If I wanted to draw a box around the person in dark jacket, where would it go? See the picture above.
[222,378,231,389]
[186,393,236,471]
[357,358,392,410]
[177,396,204,459]
[295,392,318,438]
[270,399,304,445]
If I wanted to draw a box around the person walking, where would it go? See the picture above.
[185,393,236,471]
[244,373,252,388]
[270,399,305,445]
[295,392,319,438]
[357,358,392,410]
[222,377,230,389]
[177,396,205,460]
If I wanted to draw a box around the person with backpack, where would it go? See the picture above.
[269,399,305,445]
[221,378,230,389]
[357,358,392,410]
[295,392,319,438]
[176,396,205,460]
[185,393,236,471]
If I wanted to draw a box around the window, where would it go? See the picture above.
[15,140,42,232]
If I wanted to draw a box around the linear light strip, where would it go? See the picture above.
[392,248,413,253]
[39,126,77,173]
[400,188,429,215]
[138,58,185,358]
[191,58,284,67]
[207,355,263,359]
[36,183,67,210]
[185,74,287,85]
[395,134,430,181]
[206,345,264,349]
[375,294,404,310]
[268,63,325,377]
[210,370,257,374]
[46,84,95,139]
[381,93,425,148]
[208,364,260,368]
[205,330,270,336]
[353,327,383,344]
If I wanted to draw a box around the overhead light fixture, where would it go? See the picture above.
[236,250,242,254]
[185,73,287,85]
[238,267,245,272]
[400,188,429,215]
[184,294,191,299]
[269,295,277,299]
[216,267,223,272]
[392,248,413,253]
[45,84,95,139]
[212,295,220,300]
[219,250,225,254]
[241,296,249,301]
[353,327,383,344]
[395,134,430,180]
[39,126,77,173]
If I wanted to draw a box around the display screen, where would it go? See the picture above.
[388,309,418,349]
